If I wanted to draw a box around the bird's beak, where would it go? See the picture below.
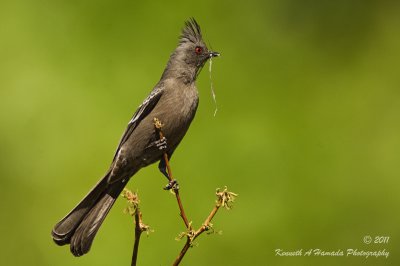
[209,51,220,58]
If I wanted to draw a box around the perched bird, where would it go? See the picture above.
[51,18,219,256]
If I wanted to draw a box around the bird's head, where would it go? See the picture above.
[163,18,220,83]
[178,18,220,68]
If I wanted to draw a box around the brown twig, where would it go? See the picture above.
[153,118,237,266]
[173,205,219,266]
[121,189,151,266]
[172,187,238,265]
[154,118,190,229]
[131,212,142,266]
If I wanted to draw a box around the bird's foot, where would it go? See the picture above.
[164,179,179,191]
[155,137,167,151]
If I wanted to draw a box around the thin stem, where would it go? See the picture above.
[131,211,142,266]
[172,204,221,266]
[154,118,190,229]
[173,238,191,266]
[153,118,237,266]
[173,187,237,265]
[122,189,150,266]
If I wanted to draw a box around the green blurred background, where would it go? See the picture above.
[1,0,399,265]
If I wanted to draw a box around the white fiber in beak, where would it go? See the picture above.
[209,57,218,117]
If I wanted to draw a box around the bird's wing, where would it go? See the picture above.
[111,87,163,162]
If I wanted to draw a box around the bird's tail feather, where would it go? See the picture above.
[51,173,126,256]
[70,180,126,256]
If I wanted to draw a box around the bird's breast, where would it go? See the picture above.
[154,85,199,147]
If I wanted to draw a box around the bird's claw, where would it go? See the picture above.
[164,179,179,191]
[155,137,167,151]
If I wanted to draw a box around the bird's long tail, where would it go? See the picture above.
[51,173,126,256]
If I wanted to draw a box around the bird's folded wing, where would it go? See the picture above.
[111,87,163,162]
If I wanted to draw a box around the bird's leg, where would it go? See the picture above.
[153,117,179,191]
[155,137,167,151]
[158,157,179,190]
[158,158,169,180]
[165,180,179,190]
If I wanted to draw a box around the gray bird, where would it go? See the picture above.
[51,18,219,256]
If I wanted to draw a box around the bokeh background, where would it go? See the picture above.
[1,0,399,265]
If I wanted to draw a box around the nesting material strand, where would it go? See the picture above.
[209,57,218,117]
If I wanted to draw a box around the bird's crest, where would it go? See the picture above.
[180,18,203,44]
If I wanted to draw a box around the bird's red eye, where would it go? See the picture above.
[195,47,202,55]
